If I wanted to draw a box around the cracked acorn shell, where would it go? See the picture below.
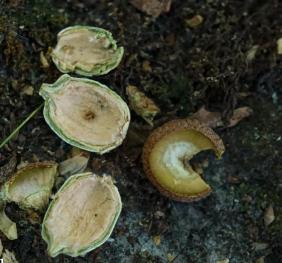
[142,119,225,202]
[41,173,122,257]
[3,162,58,211]
[51,26,124,76]
[39,74,130,154]
[0,198,17,240]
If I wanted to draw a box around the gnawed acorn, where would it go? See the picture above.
[39,74,130,154]
[142,119,225,202]
[42,173,122,257]
[3,162,58,211]
[52,26,124,76]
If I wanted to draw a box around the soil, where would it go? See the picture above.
[0,0,281,262]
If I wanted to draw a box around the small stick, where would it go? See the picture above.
[0,103,44,149]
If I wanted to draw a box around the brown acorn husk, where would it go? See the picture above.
[142,118,225,202]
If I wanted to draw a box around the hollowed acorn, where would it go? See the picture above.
[142,119,225,202]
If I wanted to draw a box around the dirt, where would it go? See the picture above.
[0,0,281,262]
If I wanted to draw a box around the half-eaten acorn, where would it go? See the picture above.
[142,119,225,202]
[39,74,130,154]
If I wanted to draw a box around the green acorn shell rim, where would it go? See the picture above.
[51,26,124,76]
[41,172,122,257]
[39,74,130,154]
[2,162,58,211]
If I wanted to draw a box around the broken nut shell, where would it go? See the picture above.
[142,119,225,202]
[3,162,58,211]
[41,173,122,257]
[39,74,130,154]
[51,26,124,76]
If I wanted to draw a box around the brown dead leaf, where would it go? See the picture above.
[130,0,171,17]
[228,106,253,127]
[191,106,253,128]
[191,106,222,128]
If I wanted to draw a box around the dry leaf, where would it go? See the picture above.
[217,260,229,263]
[130,0,171,17]
[264,205,275,226]
[228,106,253,127]
[191,106,253,128]
[191,106,222,128]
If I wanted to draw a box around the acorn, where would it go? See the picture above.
[142,119,225,202]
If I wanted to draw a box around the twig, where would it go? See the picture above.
[0,103,44,149]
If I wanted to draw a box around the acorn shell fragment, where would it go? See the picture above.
[41,173,122,257]
[52,26,124,76]
[142,119,225,202]
[126,85,160,125]
[3,162,58,211]
[39,74,130,154]
[0,199,17,240]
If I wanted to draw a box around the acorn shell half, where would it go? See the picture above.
[3,162,58,211]
[41,173,122,257]
[142,119,225,202]
[51,26,124,76]
[39,74,130,154]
